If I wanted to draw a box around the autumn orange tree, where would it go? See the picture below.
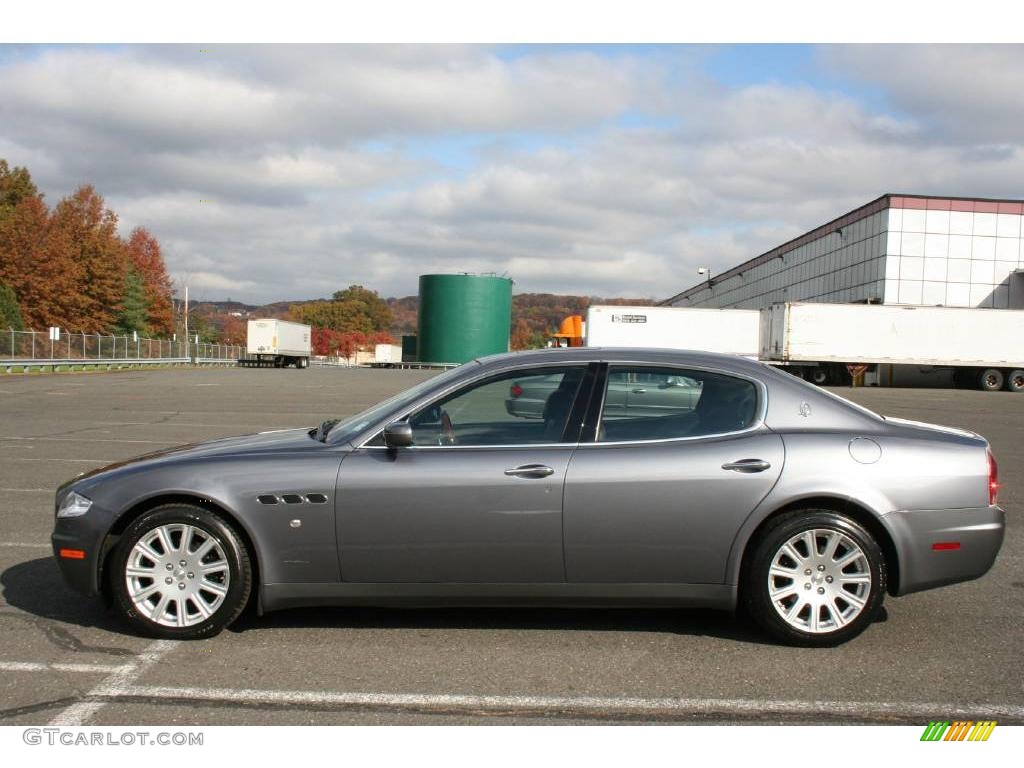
[0,159,176,335]
[125,227,174,336]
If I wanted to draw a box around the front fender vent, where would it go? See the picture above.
[256,495,279,505]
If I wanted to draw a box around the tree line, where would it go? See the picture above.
[0,159,174,337]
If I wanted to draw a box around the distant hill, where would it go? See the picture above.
[191,293,656,340]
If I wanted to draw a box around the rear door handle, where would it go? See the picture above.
[504,464,555,478]
[631,388,647,394]
[722,459,771,473]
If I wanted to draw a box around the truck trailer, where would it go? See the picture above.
[244,319,311,369]
[761,302,1024,392]
[584,305,761,358]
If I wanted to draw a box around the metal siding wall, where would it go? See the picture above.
[670,209,890,309]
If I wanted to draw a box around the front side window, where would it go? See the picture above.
[599,367,758,442]
[403,366,587,446]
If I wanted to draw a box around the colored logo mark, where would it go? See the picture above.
[920,721,997,741]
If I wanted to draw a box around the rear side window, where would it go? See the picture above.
[598,367,758,442]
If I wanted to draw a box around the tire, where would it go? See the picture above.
[978,368,1004,392]
[810,367,830,386]
[1004,369,1024,393]
[110,504,252,640]
[743,510,886,647]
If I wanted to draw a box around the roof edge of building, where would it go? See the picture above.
[660,192,1024,306]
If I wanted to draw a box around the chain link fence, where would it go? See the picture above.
[1,328,243,365]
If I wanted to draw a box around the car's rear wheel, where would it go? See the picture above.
[743,510,886,646]
[111,504,252,639]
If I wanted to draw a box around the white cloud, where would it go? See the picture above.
[2,44,1024,304]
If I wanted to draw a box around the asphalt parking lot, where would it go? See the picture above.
[0,366,1021,725]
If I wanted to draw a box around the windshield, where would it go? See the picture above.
[324,363,473,444]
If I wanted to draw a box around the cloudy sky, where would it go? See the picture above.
[2,44,1023,303]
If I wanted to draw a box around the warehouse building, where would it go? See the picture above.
[662,194,1024,311]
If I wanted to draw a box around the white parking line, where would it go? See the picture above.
[0,661,131,674]
[4,660,1022,721]
[104,685,1024,722]
[0,542,50,549]
[48,639,179,726]
[0,488,52,493]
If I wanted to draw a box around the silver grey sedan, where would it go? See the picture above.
[51,348,1005,646]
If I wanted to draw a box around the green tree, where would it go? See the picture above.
[115,270,150,336]
[0,283,24,330]
[0,159,39,219]
[290,285,392,335]
[331,284,392,331]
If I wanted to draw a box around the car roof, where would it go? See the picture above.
[473,347,767,375]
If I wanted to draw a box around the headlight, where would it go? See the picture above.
[57,491,92,518]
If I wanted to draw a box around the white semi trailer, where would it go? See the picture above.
[585,305,761,358]
[761,302,1024,392]
[245,319,311,369]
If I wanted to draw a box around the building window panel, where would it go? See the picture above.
[995,237,1020,262]
[996,213,1021,239]
[971,236,996,261]
[922,281,946,305]
[948,234,972,259]
[974,212,997,237]
[924,234,949,259]
[971,260,995,284]
[947,258,972,282]
[898,280,923,304]
[925,209,950,234]
[946,283,971,307]
[901,231,925,257]
[887,207,903,232]
[949,210,973,235]
[902,209,926,233]
[899,256,924,281]
[923,257,948,281]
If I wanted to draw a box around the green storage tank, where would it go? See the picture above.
[417,274,513,364]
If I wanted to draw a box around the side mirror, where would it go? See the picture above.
[383,421,413,448]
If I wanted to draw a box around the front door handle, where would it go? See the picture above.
[504,464,555,478]
[631,388,647,394]
[722,459,771,473]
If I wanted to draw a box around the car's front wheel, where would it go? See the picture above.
[110,504,252,639]
[743,510,886,646]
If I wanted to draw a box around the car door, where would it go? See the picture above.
[336,364,594,583]
[564,364,783,584]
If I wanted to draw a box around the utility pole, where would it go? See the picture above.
[184,285,189,345]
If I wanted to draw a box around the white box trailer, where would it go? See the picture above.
[761,302,1024,391]
[245,319,311,369]
[585,305,761,358]
[374,343,403,365]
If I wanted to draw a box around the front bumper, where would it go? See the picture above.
[886,505,1005,596]
[51,514,108,596]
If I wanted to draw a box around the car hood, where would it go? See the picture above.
[65,427,335,489]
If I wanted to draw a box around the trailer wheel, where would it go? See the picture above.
[810,367,830,386]
[1004,369,1024,393]
[979,368,1004,392]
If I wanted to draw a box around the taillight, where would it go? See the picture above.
[510,384,523,398]
[988,449,999,506]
